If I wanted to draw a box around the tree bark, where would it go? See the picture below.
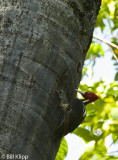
[0,0,101,159]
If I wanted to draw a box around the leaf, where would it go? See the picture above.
[115,72,118,80]
[111,108,118,120]
[80,143,107,160]
[55,138,68,160]
[73,127,98,143]
[87,42,104,60]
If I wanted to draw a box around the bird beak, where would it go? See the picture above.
[75,89,85,96]
[82,99,90,104]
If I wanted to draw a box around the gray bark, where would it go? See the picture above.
[0,0,101,159]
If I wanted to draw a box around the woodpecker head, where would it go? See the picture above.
[75,89,99,105]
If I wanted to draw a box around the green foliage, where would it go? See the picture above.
[96,0,118,32]
[87,42,104,59]
[56,0,118,159]
[73,127,99,143]
[79,81,118,159]
[55,138,68,160]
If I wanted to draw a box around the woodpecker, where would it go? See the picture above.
[54,90,98,140]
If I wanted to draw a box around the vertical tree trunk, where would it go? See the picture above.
[0,0,101,159]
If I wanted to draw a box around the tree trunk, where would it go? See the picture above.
[0,0,101,159]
